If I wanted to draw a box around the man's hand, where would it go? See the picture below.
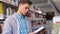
[29,32,35,34]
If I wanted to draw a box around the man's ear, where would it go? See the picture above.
[19,3,21,6]
[19,3,23,6]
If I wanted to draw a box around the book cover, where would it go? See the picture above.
[0,3,3,19]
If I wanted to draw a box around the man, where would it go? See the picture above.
[2,0,35,34]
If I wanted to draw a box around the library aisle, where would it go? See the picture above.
[0,0,60,34]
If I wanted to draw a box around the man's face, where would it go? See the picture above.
[19,3,31,15]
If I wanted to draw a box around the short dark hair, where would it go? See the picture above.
[18,0,32,6]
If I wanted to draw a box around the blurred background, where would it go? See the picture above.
[0,0,60,34]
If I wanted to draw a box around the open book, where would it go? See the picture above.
[34,26,44,33]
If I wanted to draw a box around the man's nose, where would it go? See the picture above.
[26,9,29,11]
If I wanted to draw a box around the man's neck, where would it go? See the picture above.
[17,11,22,16]
[17,11,25,17]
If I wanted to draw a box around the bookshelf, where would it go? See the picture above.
[0,2,4,33]
[0,0,18,18]
[27,10,47,34]
[0,0,18,34]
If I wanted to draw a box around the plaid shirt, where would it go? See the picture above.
[15,13,28,34]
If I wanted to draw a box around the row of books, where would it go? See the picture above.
[0,0,19,6]
[0,3,3,19]
[0,2,17,19]
[3,5,16,18]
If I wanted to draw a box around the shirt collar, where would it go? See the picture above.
[14,13,25,19]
